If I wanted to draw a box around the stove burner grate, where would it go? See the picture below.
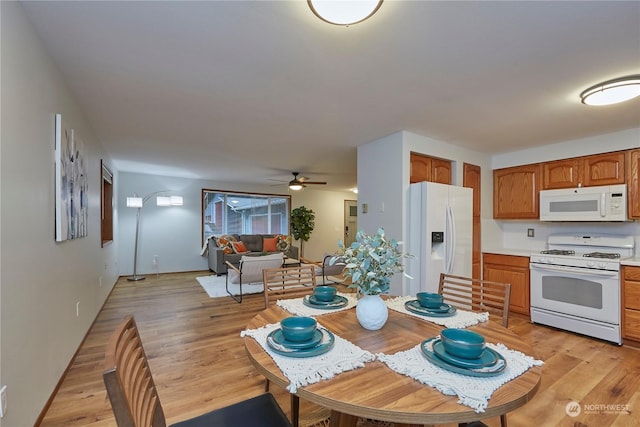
[541,250,575,255]
[583,252,621,259]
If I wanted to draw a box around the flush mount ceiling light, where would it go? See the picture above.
[580,75,640,106]
[308,0,383,26]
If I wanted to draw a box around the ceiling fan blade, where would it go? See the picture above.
[302,181,327,185]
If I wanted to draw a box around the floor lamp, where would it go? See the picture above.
[126,191,183,281]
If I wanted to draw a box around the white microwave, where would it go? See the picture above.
[539,184,627,222]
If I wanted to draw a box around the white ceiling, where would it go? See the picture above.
[20,1,640,191]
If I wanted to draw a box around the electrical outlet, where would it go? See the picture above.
[527,228,535,238]
[76,301,80,317]
[99,276,103,287]
[0,385,7,418]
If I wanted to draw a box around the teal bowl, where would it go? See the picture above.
[440,328,486,359]
[314,286,337,302]
[280,316,317,342]
[416,292,443,309]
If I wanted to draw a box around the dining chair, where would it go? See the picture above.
[262,264,321,427]
[438,273,512,327]
[103,315,292,427]
[439,273,511,427]
[262,264,318,308]
[299,254,343,286]
[225,252,284,303]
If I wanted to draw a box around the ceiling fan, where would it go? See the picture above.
[287,172,327,190]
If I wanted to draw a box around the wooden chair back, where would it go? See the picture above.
[103,315,166,427]
[438,273,512,327]
[263,265,318,308]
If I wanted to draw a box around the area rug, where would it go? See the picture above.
[196,274,264,298]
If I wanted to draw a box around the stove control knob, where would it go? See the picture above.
[598,263,607,269]
[586,261,595,268]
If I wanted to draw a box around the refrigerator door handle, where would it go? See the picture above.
[445,205,456,274]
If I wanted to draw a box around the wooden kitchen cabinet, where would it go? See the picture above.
[483,253,530,315]
[628,149,640,219]
[622,265,640,342]
[541,151,625,190]
[582,151,625,187]
[542,158,581,189]
[493,164,541,219]
[410,152,451,184]
[464,163,482,279]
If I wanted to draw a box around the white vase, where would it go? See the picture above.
[356,294,388,330]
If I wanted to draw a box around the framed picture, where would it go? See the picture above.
[55,114,88,241]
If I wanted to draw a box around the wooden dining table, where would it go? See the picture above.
[244,303,542,427]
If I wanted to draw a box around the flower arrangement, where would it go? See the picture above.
[332,228,411,295]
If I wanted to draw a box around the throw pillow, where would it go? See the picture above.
[216,235,236,254]
[275,234,292,252]
[263,237,278,252]
[231,240,249,254]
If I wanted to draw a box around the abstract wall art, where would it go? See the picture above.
[55,114,88,241]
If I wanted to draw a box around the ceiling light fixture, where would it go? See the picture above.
[308,0,383,26]
[580,75,640,106]
[289,183,304,191]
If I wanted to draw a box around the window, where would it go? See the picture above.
[202,189,290,244]
[101,160,114,246]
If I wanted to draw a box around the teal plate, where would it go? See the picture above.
[405,300,457,317]
[432,338,498,368]
[420,338,506,377]
[267,328,335,358]
[268,328,323,350]
[304,295,348,309]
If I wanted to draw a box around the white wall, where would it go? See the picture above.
[492,128,640,169]
[0,3,119,425]
[291,188,357,261]
[118,172,354,275]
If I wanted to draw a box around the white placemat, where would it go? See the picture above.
[377,339,543,413]
[276,292,357,316]
[386,296,489,328]
[241,322,375,393]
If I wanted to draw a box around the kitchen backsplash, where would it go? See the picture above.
[495,220,640,256]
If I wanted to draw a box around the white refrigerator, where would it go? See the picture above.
[406,181,473,295]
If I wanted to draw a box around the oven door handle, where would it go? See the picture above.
[530,263,619,277]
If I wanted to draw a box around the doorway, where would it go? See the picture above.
[344,200,358,247]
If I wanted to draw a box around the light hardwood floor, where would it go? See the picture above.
[38,271,640,427]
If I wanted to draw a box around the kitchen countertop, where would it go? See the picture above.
[482,248,533,258]
[622,257,640,267]
[483,248,640,266]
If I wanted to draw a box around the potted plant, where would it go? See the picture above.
[290,206,315,257]
[333,228,411,330]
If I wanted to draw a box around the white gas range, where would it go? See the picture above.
[530,234,635,345]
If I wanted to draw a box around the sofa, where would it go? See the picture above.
[207,234,299,275]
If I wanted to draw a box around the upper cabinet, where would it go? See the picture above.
[542,158,580,189]
[582,151,625,187]
[541,151,626,190]
[628,149,640,219]
[493,164,541,219]
[410,152,451,184]
[495,149,633,220]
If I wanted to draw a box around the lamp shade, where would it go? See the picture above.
[308,0,383,26]
[157,195,184,206]
[126,197,143,208]
[580,75,640,106]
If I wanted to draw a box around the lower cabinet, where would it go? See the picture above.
[482,253,530,315]
[622,266,640,341]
